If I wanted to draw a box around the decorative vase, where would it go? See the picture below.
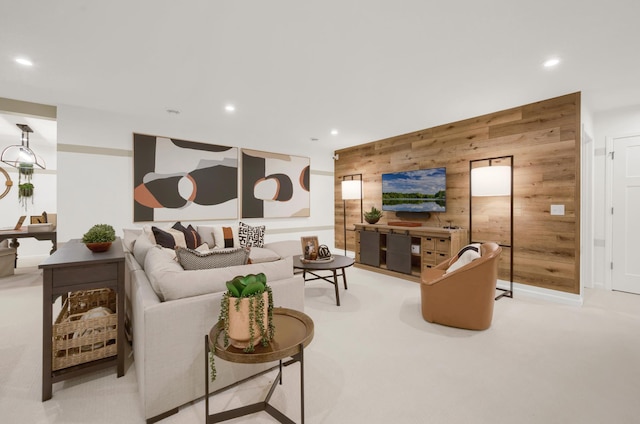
[85,242,112,253]
[365,216,380,224]
[227,292,269,349]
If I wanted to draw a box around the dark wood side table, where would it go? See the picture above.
[292,255,355,306]
[39,238,125,401]
[206,307,314,424]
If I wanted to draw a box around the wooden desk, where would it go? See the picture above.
[38,238,125,401]
[0,229,57,266]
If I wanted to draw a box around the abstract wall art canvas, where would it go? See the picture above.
[241,149,310,218]
[133,133,238,222]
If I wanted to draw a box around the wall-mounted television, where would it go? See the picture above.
[382,167,446,212]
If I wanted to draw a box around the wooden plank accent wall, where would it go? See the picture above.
[335,92,581,294]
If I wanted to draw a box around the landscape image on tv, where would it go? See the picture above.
[382,167,446,212]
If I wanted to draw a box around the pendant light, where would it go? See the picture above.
[1,123,46,169]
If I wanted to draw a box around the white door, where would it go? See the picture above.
[612,135,640,294]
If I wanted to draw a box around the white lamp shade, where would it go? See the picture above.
[341,179,362,200]
[471,166,511,196]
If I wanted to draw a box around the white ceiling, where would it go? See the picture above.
[1,1,639,151]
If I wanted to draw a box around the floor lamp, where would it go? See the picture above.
[341,175,363,256]
[469,156,513,300]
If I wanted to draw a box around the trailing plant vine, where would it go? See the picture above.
[209,274,274,382]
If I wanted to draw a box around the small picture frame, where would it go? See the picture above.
[300,236,319,260]
[30,215,46,224]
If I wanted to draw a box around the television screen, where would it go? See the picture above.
[382,167,446,212]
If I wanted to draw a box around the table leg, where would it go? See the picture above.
[332,269,340,306]
[50,234,57,254]
[341,267,348,290]
[42,269,53,401]
[205,335,209,420]
[11,238,19,267]
[299,343,305,424]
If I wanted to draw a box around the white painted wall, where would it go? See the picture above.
[56,105,336,253]
[581,104,594,291]
[592,105,640,288]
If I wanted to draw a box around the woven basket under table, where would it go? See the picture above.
[52,288,118,371]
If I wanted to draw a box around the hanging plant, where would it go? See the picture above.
[19,163,34,182]
[18,182,34,207]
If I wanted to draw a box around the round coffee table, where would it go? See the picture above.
[292,254,355,306]
[206,307,314,423]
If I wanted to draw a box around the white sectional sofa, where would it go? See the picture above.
[122,227,304,423]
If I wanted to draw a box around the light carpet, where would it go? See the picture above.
[1,263,639,423]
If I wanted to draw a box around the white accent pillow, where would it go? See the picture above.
[211,226,240,249]
[446,243,482,274]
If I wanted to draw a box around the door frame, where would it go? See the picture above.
[605,133,640,291]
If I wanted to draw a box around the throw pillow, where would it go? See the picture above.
[132,232,155,269]
[172,221,202,249]
[446,243,482,274]
[152,226,187,249]
[175,246,250,270]
[211,226,240,249]
[238,221,265,247]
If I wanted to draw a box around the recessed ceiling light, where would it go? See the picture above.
[331,129,339,136]
[15,57,33,66]
[225,104,235,112]
[543,58,560,68]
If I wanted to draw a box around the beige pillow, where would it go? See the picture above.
[211,226,240,249]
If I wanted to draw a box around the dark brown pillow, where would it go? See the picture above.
[172,222,202,249]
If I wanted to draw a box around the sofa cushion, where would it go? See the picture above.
[446,243,481,274]
[152,226,187,249]
[133,232,156,269]
[144,246,184,300]
[172,222,202,249]
[122,228,142,252]
[263,240,301,259]
[249,247,281,264]
[145,246,295,301]
[175,246,250,270]
[238,222,265,247]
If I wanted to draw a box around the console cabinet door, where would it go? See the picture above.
[359,231,380,267]
[387,233,411,274]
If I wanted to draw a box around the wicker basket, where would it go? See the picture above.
[52,288,118,371]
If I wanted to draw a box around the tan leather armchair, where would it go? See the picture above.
[420,242,502,330]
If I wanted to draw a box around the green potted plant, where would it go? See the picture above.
[82,224,116,252]
[364,206,383,224]
[18,182,34,207]
[210,273,274,381]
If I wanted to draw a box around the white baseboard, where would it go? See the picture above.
[497,279,583,306]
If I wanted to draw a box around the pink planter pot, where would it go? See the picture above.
[227,292,269,349]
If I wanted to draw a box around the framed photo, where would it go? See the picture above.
[30,215,46,224]
[300,236,319,260]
